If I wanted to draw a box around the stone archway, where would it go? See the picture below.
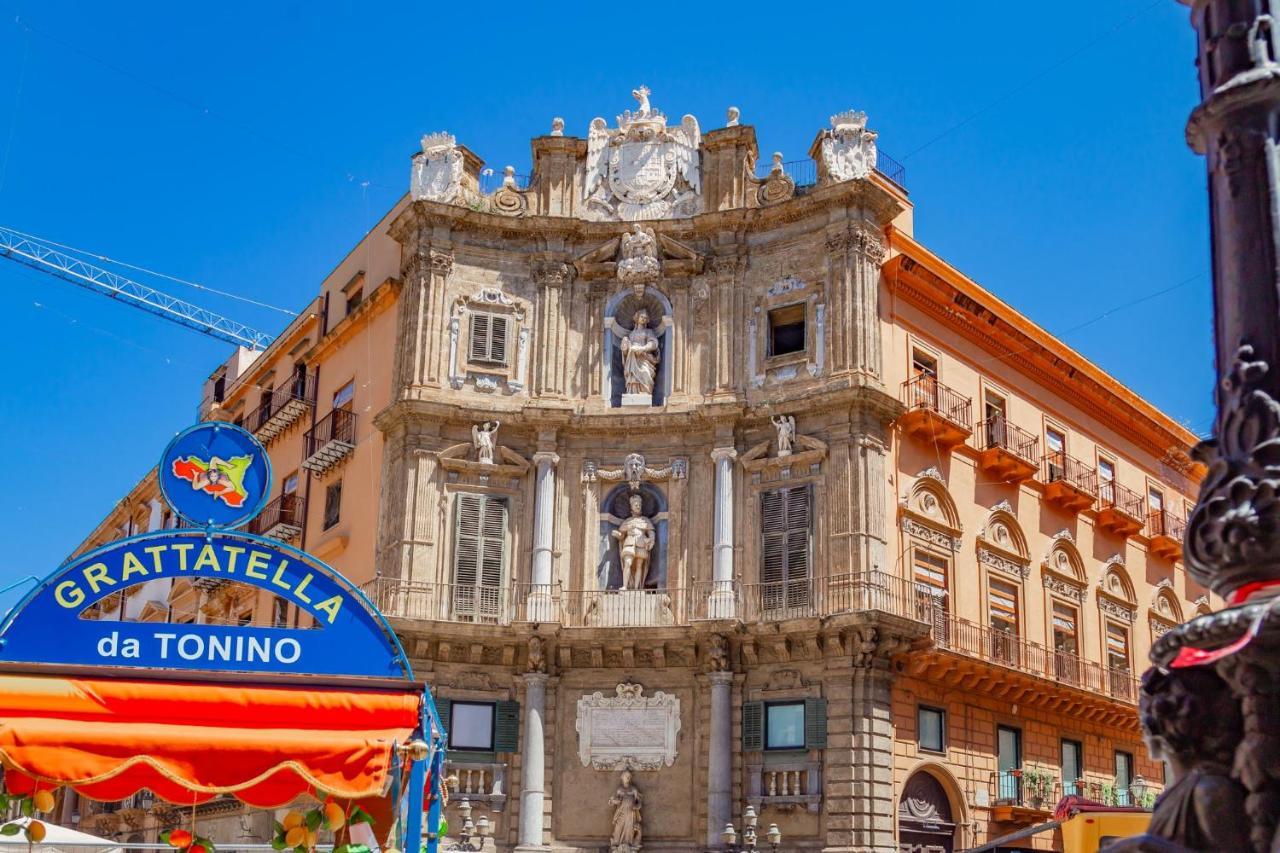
[898,770,957,853]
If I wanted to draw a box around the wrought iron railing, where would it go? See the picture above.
[304,407,357,457]
[247,371,316,432]
[979,415,1039,463]
[1099,479,1146,521]
[752,150,908,190]
[1041,451,1099,495]
[902,374,973,431]
[1148,509,1186,541]
[361,578,510,625]
[990,770,1061,810]
[248,493,305,538]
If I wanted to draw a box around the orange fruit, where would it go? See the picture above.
[305,828,318,848]
[284,827,308,848]
[26,821,46,843]
[323,803,345,831]
[32,791,55,813]
[168,830,193,848]
[282,812,304,831]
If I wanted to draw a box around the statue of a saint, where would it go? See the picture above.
[1103,666,1249,852]
[610,493,656,590]
[472,420,500,465]
[772,414,796,457]
[620,310,660,398]
[609,768,643,853]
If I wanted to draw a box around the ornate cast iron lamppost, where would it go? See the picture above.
[1110,4,1280,851]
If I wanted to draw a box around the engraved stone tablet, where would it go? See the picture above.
[576,681,681,771]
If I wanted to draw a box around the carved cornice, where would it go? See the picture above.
[901,516,962,552]
[531,256,576,289]
[978,546,1030,579]
[582,452,687,486]
[1042,572,1087,603]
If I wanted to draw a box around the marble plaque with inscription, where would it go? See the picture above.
[576,681,681,770]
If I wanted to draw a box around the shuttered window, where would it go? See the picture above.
[494,700,520,752]
[742,701,764,751]
[748,699,828,752]
[913,549,949,593]
[760,486,811,612]
[449,701,495,751]
[469,312,510,366]
[988,579,1019,635]
[1052,602,1078,653]
[1106,623,1130,670]
[452,493,508,621]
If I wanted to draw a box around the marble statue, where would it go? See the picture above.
[617,224,661,288]
[708,634,730,672]
[550,117,564,137]
[410,131,464,203]
[726,106,740,127]
[772,414,796,457]
[819,110,878,183]
[611,493,656,590]
[472,420,500,465]
[620,310,660,399]
[1103,667,1250,852]
[609,768,643,853]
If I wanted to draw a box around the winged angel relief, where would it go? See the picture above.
[584,86,701,222]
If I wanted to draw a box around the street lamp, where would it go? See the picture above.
[721,806,782,850]
[1130,774,1151,806]
[450,797,492,851]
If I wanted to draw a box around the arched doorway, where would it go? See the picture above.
[899,771,957,853]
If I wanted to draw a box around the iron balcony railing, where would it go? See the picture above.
[1041,451,1099,495]
[479,170,532,194]
[1148,509,1186,541]
[753,150,908,191]
[1098,478,1146,521]
[979,415,1039,463]
[902,374,973,432]
[248,493,306,539]
[247,371,317,432]
[302,407,357,473]
[990,770,1062,810]
[361,578,511,625]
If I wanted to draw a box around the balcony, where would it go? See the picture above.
[248,493,305,542]
[1097,480,1146,537]
[247,372,316,444]
[362,578,511,625]
[990,769,1061,821]
[740,572,933,624]
[302,408,356,474]
[1148,510,1185,561]
[899,376,973,450]
[1040,453,1098,513]
[445,759,507,811]
[746,759,822,813]
[977,416,1039,483]
[563,588,685,627]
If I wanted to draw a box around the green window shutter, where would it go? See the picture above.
[804,697,828,750]
[435,698,452,742]
[494,700,520,752]
[742,701,764,752]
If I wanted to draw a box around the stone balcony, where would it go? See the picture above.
[746,758,822,813]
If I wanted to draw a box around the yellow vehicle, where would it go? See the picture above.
[966,797,1151,852]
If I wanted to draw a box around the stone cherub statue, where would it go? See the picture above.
[620,309,660,398]
[772,414,796,457]
[609,767,643,853]
[611,493,656,590]
[1102,666,1249,852]
[472,420,500,465]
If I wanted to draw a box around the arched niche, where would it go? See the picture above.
[977,502,1030,580]
[1101,562,1137,605]
[597,483,669,590]
[604,286,674,407]
[1044,532,1086,583]
[898,767,962,853]
[1152,585,1183,623]
[899,469,963,556]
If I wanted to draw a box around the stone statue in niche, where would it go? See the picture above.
[707,633,730,672]
[620,310,660,404]
[472,420,500,465]
[772,415,796,457]
[611,494,656,590]
[1103,667,1249,852]
[526,635,546,674]
[609,767,643,853]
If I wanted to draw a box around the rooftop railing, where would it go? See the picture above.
[753,150,908,191]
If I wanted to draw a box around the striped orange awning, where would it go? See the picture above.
[0,673,421,808]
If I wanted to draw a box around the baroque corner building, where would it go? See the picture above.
[74,89,1212,852]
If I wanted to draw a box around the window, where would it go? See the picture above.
[469,312,510,366]
[345,287,363,315]
[1046,427,1065,454]
[984,391,1007,421]
[912,549,949,597]
[1115,751,1134,806]
[323,480,342,530]
[767,304,806,357]
[988,578,1020,665]
[333,381,355,412]
[272,597,289,628]
[911,348,937,377]
[1045,427,1067,481]
[984,391,1008,448]
[918,706,945,753]
[1149,487,1164,513]
[765,702,806,750]
[1106,623,1131,672]
[997,725,1023,803]
[283,471,299,495]
[452,493,508,621]
[1062,739,1084,795]
[449,702,496,751]
[760,486,811,611]
[236,609,253,626]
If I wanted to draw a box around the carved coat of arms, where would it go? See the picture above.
[818,110,878,183]
[584,86,701,222]
[410,132,464,203]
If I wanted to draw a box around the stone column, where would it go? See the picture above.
[825,225,886,380]
[528,451,559,622]
[706,671,734,847]
[517,673,549,849]
[393,246,453,392]
[709,447,737,618]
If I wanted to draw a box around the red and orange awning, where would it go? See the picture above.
[0,674,421,808]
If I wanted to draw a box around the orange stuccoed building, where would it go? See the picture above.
[69,90,1207,853]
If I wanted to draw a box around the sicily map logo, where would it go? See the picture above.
[171,454,253,508]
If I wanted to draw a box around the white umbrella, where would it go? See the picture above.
[0,818,123,853]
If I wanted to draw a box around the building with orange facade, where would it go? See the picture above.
[67,89,1208,852]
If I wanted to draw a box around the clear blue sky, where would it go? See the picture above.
[0,1,1212,608]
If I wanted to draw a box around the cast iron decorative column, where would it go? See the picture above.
[518,672,549,849]
[710,447,737,617]
[1117,5,1280,852]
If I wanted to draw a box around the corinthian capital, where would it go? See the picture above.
[852,225,887,262]
[429,249,454,275]
[532,258,575,289]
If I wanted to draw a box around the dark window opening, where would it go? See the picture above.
[345,288,363,315]
[323,480,342,530]
[768,304,806,357]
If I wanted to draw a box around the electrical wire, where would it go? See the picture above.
[0,17,31,195]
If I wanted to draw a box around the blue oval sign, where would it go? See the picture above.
[159,422,271,529]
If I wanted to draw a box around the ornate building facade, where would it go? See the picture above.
[70,89,1210,852]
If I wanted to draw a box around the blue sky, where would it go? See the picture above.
[0,1,1211,607]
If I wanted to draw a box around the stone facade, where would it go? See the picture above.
[69,88,1211,853]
